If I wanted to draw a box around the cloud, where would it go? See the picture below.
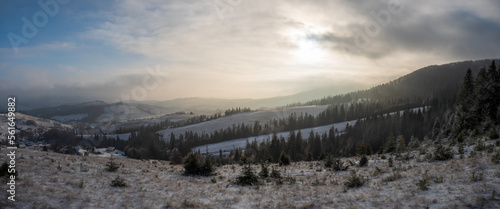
[84,0,500,67]
[0,65,169,107]
[3,0,500,106]
[0,41,77,59]
[308,0,500,62]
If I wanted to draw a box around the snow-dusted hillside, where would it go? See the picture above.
[158,105,329,140]
[0,113,72,139]
[193,120,356,155]
[99,114,192,133]
[1,139,499,208]
[26,101,175,123]
[95,102,169,123]
[190,107,427,155]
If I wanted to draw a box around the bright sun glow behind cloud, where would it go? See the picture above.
[287,28,329,63]
[1,0,500,105]
[293,38,326,62]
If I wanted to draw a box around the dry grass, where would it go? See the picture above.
[1,144,500,208]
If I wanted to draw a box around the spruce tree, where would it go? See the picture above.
[432,118,441,139]
[183,152,215,176]
[106,155,120,172]
[396,135,405,153]
[259,161,269,178]
[235,164,259,186]
[325,154,334,168]
[278,151,290,166]
[472,68,488,125]
[357,141,368,156]
[359,155,368,167]
[385,135,396,153]
[408,135,420,149]
[486,61,500,124]
[169,133,176,150]
[170,148,183,165]
[200,156,215,176]
[270,133,280,163]
[452,68,476,136]
[183,152,200,175]
[312,133,322,160]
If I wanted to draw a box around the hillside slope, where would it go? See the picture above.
[25,101,174,123]
[303,59,499,106]
[0,113,72,141]
[2,138,499,208]
[157,105,329,140]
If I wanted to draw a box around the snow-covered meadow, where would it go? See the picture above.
[158,105,329,140]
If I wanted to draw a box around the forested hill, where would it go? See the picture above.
[42,59,498,162]
[295,59,499,107]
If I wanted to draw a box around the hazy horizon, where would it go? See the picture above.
[2,0,500,106]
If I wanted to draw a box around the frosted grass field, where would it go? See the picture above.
[2,140,499,208]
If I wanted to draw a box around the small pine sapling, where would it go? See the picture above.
[106,155,120,172]
[359,155,368,167]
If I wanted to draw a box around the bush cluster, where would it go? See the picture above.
[333,157,349,171]
[183,152,215,176]
[434,145,454,161]
[270,167,281,178]
[359,155,368,167]
[416,178,429,190]
[111,176,127,187]
[259,162,269,178]
[344,170,365,188]
[278,151,290,166]
[235,165,259,186]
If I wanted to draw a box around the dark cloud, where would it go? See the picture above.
[309,0,500,60]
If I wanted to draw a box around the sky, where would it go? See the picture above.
[1,0,500,107]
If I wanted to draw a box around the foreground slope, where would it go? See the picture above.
[1,138,499,208]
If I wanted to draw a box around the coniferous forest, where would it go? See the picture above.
[109,60,500,164]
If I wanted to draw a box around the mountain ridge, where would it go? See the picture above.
[22,58,499,123]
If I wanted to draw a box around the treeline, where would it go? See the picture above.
[99,135,127,150]
[172,113,223,128]
[224,107,252,116]
[114,113,223,135]
[40,129,79,152]
[168,106,252,129]
[114,119,175,134]
[228,103,446,163]
[286,60,496,108]
[122,126,169,160]
[451,61,500,138]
